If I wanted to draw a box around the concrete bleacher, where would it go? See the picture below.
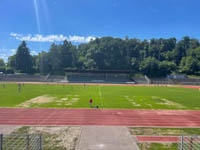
[171,78,200,85]
[46,75,65,82]
[66,73,132,83]
[1,74,46,82]
[150,78,174,85]
[132,77,147,84]
[1,73,200,85]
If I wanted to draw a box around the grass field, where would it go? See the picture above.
[0,83,200,110]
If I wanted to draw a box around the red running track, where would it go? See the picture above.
[1,108,200,127]
[136,136,179,143]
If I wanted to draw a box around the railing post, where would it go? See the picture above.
[189,136,193,150]
[0,134,3,150]
[39,135,42,150]
[26,135,30,150]
[181,136,183,150]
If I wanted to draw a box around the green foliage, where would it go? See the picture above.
[159,61,177,77]
[5,36,200,77]
[7,55,16,70]
[139,57,159,77]
[0,58,5,67]
[15,41,33,73]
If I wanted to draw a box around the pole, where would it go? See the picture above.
[0,134,3,150]
[39,135,42,150]
[181,136,183,150]
[189,136,193,150]
[26,135,30,150]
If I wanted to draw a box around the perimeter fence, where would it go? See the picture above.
[178,136,200,150]
[0,134,42,150]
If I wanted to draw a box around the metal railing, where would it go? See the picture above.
[178,136,200,150]
[0,134,42,150]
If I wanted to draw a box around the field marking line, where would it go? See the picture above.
[99,85,103,107]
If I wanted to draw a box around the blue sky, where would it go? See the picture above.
[0,0,200,61]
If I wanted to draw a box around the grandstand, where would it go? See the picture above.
[1,71,200,85]
[171,78,200,85]
[65,70,133,83]
[0,74,46,82]
[131,77,147,84]
[46,75,65,82]
[149,78,174,85]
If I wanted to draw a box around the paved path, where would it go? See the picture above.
[1,108,200,127]
[76,126,139,150]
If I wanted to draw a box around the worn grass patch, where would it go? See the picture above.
[129,127,200,136]
[138,143,177,150]
[0,83,200,109]
[12,126,81,150]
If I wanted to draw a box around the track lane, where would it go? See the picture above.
[1,108,200,127]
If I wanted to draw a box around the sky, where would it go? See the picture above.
[0,0,200,62]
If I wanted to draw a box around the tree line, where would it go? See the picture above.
[0,36,200,77]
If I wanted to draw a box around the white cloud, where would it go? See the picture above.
[31,50,38,55]
[10,49,16,54]
[10,33,96,43]
[0,48,16,62]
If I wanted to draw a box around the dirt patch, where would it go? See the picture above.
[138,143,151,150]
[61,97,69,101]
[129,127,188,136]
[0,125,21,134]
[151,96,186,108]
[15,126,81,150]
[158,98,186,108]
[55,96,79,106]
[17,95,55,107]
[124,96,141,107]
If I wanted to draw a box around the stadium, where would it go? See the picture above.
[1,70,200,150]
[1,0,200,150]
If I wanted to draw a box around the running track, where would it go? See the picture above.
[1,108,200,127]
[1,82,200,89]
[136,136,180,143]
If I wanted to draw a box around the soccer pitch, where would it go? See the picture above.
[0,83,200,110]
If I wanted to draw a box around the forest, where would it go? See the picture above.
[0,36,200,77]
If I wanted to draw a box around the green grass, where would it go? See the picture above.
[138,143,177,150]
[0,83,200,109]
[129,127,200,136]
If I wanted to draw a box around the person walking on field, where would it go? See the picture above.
[89,98,93,108]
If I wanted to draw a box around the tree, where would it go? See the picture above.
[139,57,160,77]
[0,59,5,67]
[5,36,200,77]
[159,61,177,76]
[60,40,77,69]
[48,43,63,74]
[8,55,16,70]
[180,47,200,75]
[15,41,33,73]
[180,56,199,75]
[36,51,51,74]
